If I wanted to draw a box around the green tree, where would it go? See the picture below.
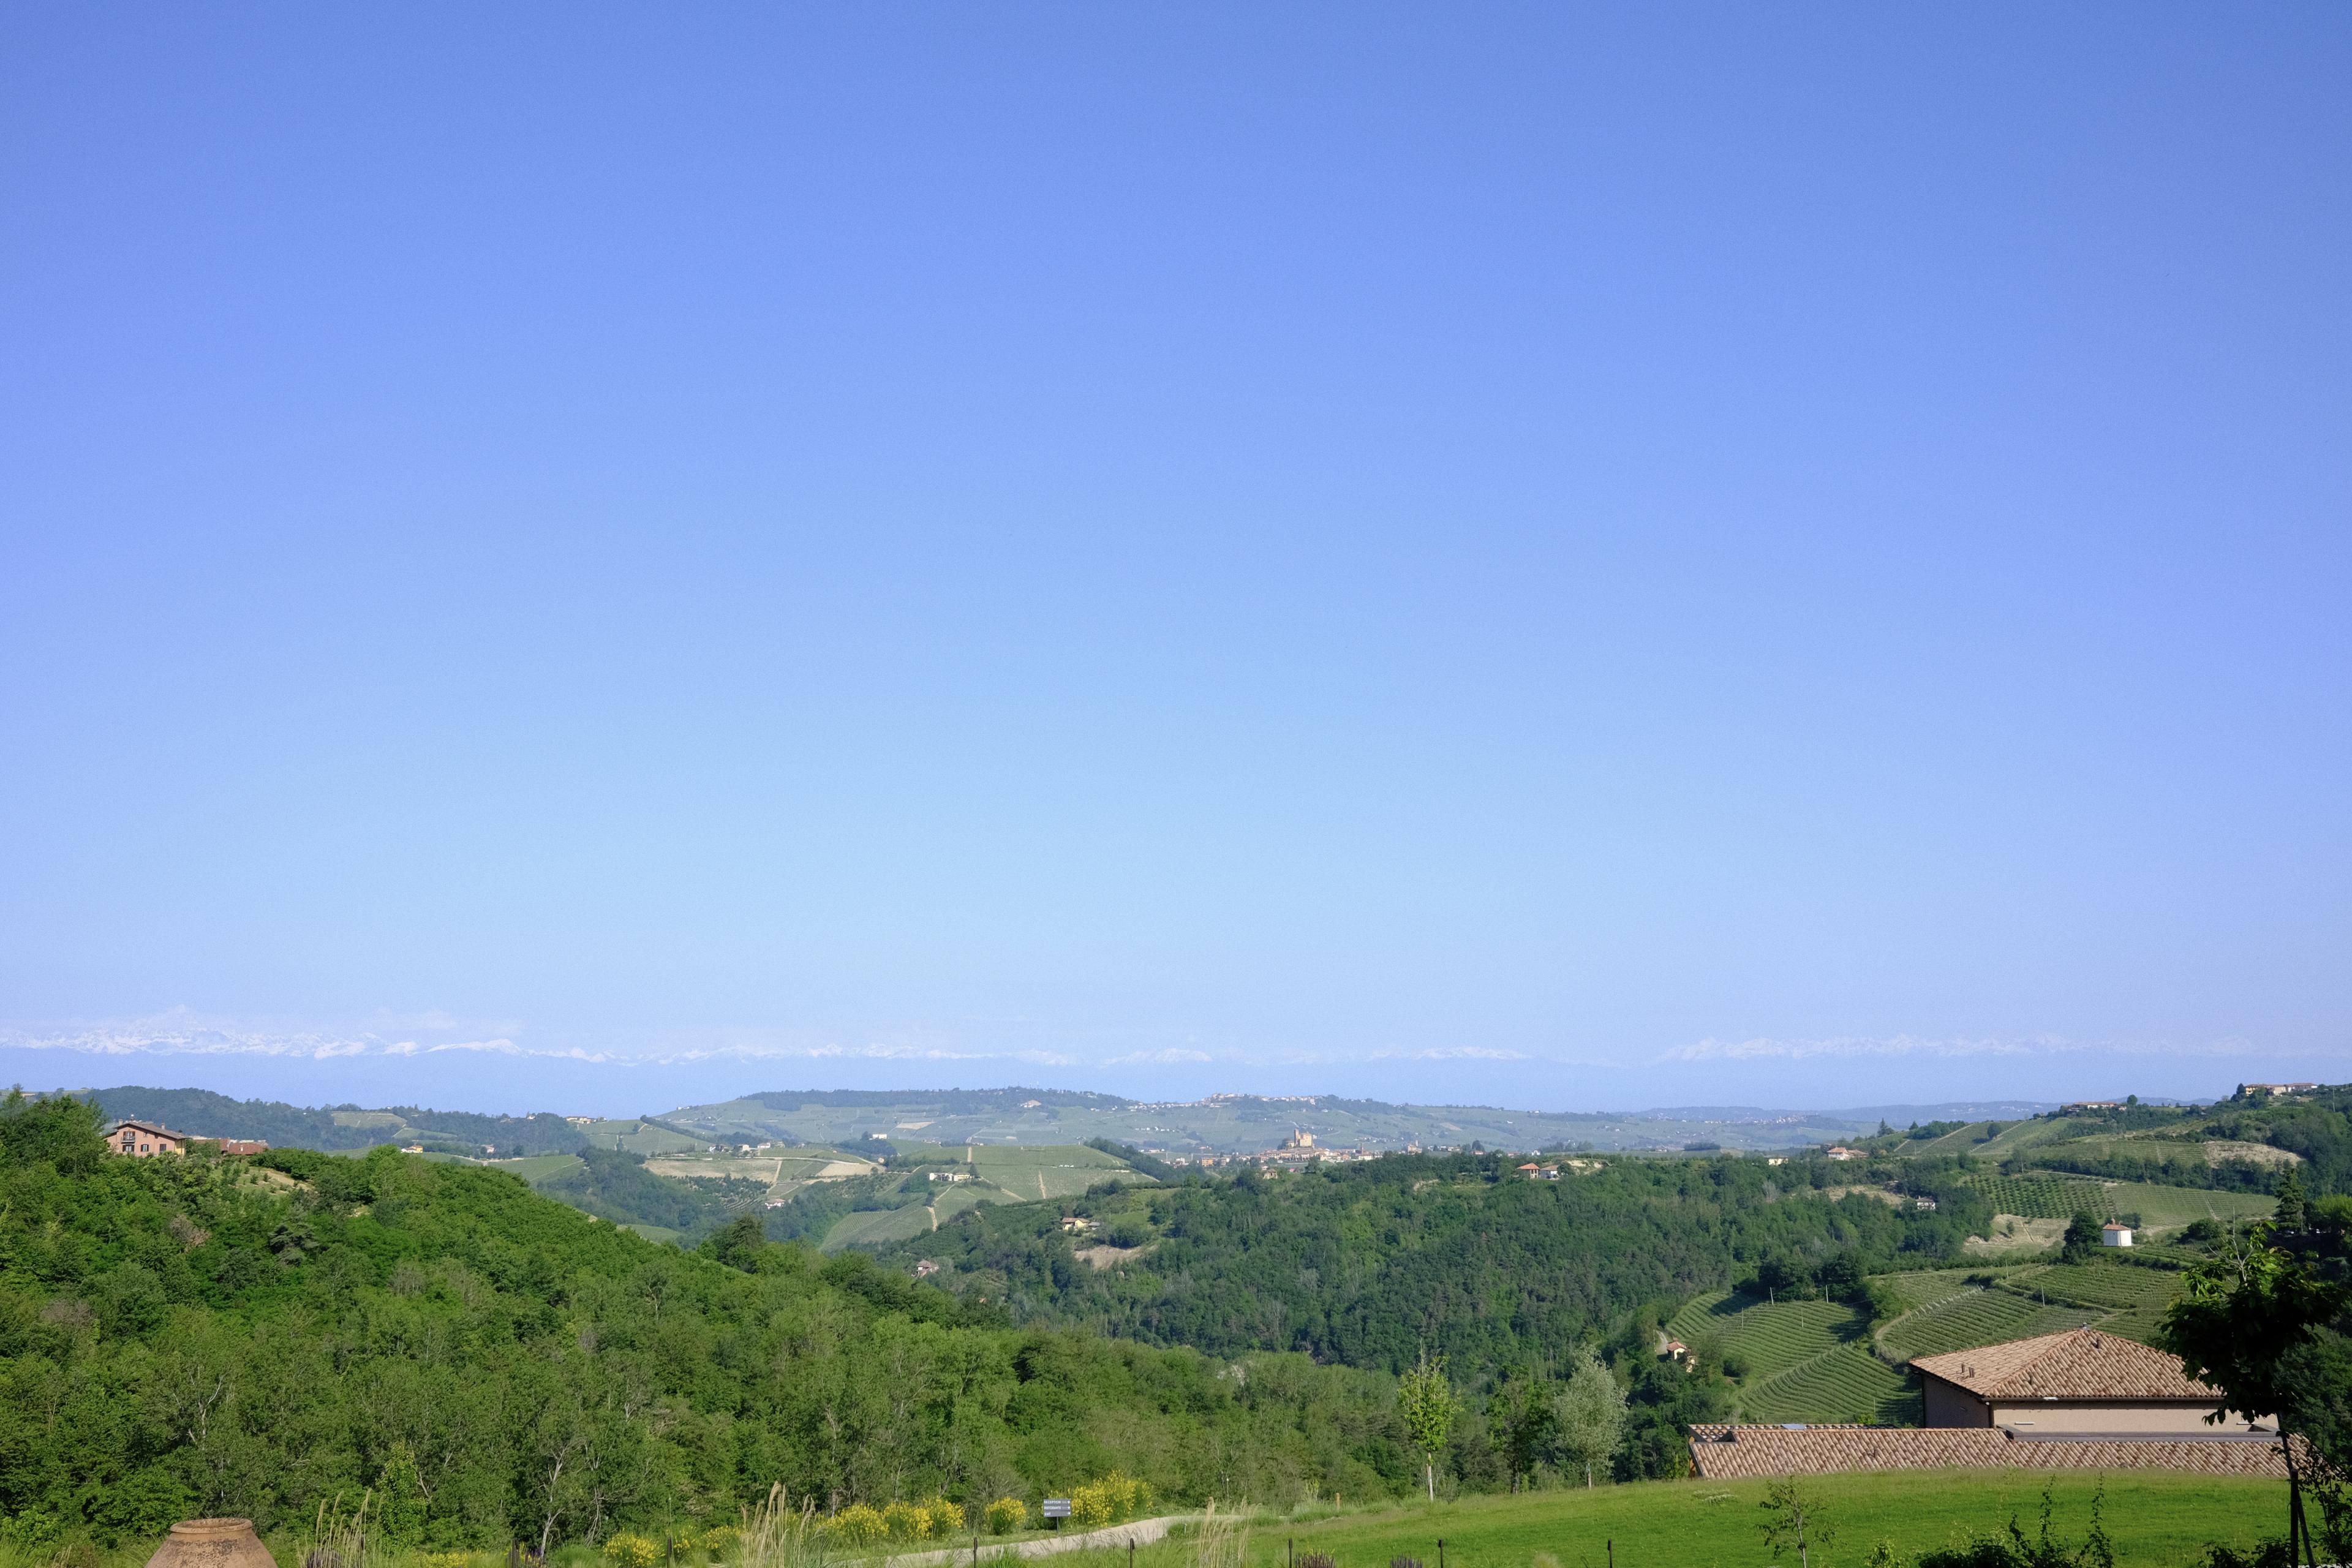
[1397,1351,1457,1501]
[1550,1349,1626,1488]
[1758,1476,1834,1568]
[2275,1167,2310,1232]
[1485,1372,1551,1493]
[2061,1212,2103,1262]
[2160,1230,2347,1566]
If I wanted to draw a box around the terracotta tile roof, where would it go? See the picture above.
[1687,1424,2289,1480]
[1910,1327,2218,1401]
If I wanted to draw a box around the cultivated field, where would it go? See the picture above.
[970,1142,1138,1201]
[812,1144,1149,1250]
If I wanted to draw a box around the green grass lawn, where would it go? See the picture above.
[1970,1120,2078,1161]
[486,1152,585,1183]
[823,1200,943,1250]
[2100,1181,2272,1229]
[1257,1471,2282,1568]
[968,1142,1145,1201]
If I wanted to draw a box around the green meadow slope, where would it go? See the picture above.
[1273,1471,2282,1568]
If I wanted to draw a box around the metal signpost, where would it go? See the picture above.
[1042,1501,1072,1531]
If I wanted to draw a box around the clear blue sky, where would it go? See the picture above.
[3,5,2347,1117]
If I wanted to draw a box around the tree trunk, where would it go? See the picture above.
[2283,1435,2310,1568]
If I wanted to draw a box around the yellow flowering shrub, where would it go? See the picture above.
[880,1501,929,1540]
[920,1498,965,1538]
[420,1555,472,1568]
[692,1527,739,1556]
[603,1535,662,1568]
[824,1505,888,1546]
[982,1498,1028,1536]
[1068,1474,1152,1528]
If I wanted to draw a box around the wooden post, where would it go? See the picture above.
[1438,1540,1445,1568]
[1607,1540,1614,1568]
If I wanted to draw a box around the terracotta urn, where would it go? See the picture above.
[147,1520,277,1568]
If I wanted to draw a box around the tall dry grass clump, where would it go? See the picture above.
[738,1486,829,1568]
[1192,1504,1247,1568]
[304,1491,377,1568]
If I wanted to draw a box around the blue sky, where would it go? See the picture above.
[2,5,2348,1117]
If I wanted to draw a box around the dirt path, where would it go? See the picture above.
[880,1515,1188,1568]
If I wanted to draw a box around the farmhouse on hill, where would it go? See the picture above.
[1912,1327,2259,1433]
[107,1119,187,1158]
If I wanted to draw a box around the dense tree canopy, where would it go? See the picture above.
[872,1152,1986,1384]
[0,1091,1412,1549]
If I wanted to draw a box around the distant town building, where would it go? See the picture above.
[217,1139,268,1156]
[1824,1146,1863,1161]
[1060,1215,1097,1233]
[913,1259,941,1278]
[2062,1101,2122,1112]
[109,1120,187,1158]
[2242,1083,2319,1098]
[1281,1129,1316,1150]
[2102,1223,2133,1248]
[927,1169,971,1182]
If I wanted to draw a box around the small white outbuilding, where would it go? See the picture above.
[2101,1223,2134,1248]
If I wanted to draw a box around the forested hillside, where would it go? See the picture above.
[0,1091,1412,1549]
[869,1152,1989,1380]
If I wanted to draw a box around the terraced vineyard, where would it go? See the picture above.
[1878,1286,2098,1360]
[1665,1292,1901,1423]
[1877,1267,2000,1313]
[1665,1292,1862,1367]
[1744,1341,1915,1425]
[1970,1172,2111,1219]
[2011,1262,2181,1311]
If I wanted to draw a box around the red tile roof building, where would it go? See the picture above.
[1687,1423,2290,1480]
[1913,1328,2260,1433]
[108,1119,187,1158]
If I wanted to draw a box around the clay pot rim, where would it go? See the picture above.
[168,1521,258,1537]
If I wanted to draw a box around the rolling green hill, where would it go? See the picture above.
[0,1090,1415,1550]
[872,1149,1982,1385]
